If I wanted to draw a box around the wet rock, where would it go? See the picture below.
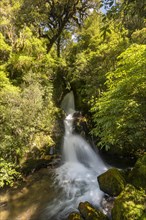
[21,155,61,175]
[101,195,115,218]
[98,168,126,196]
[78,201,109,220]
[73,112,89,138]
[68,212,84,220]
[47,156,61,168]
[128,154,146,190]
[21,159,51,175]
[73,111,82,118]
[111,184,146,220]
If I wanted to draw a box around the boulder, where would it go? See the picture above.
[128,154,146,190]
[68,212,84,220]
[73,112,89,138]
[98,168,126,196]
[111,184,146,220]
[78,201,109,220]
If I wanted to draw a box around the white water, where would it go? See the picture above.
[43,92,107,220]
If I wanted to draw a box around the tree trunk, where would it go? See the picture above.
[56,36,61,58]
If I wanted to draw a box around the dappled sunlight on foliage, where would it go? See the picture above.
[66,13,129,108]
[0,27,60,187]
[91,44,146,155]
[112,184,145,220]
[0,0,146,193]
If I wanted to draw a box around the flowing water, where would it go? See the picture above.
[38,91,107,220]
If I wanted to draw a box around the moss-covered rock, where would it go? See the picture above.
[97,168,126,196]
[78,201,109,220]
[128,154,146,190]
[138,211,146,220]
[111,184,146,220]
[68,212,84,220]
[138,212,146,220]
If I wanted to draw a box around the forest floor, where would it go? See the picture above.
[0,168,56,220]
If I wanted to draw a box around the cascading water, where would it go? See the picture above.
[61,91,75,115]
[40,91,107,220]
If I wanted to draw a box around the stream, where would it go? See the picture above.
[35,91,108,220]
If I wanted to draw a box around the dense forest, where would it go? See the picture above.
[0,0,146,192]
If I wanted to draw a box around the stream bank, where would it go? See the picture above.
[0,168,57,220]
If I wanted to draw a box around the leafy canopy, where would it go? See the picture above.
[91,44,146,154]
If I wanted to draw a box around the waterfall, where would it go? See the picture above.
[61,91,75,115]
[42,91,107,220]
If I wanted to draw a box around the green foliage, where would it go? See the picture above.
[7,27,52,84]
[0,27,60,187]
[12,0,99,54]
[0,0,22,45]
[0,33,11,63]
[111,184,146,220]
[128,154,146,189]
[131,28,146,45]
[66,12,129,109]
[0,70,12,88]
[0,0,146,189]
[0,71,57,161]
[121,0,146,34]
[102,0,146,37]
[91,44,146,155]
[0,158,21,187]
